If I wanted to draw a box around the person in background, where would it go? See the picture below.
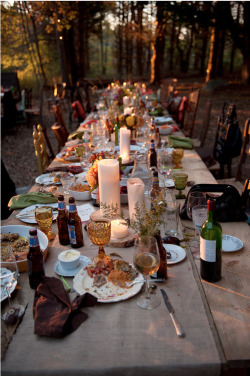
[1,159,16,220]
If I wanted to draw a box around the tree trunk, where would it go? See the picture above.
[136,3,143,77]
[200,29,208,76]
[168,15,176,73]
[217,29,226,77]
[241,2,250,84]
[78,2,85,79]
[206,21,216,82]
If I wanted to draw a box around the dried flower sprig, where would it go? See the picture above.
[130,190,167,237]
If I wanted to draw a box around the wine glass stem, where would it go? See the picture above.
[144,276,150,300]
[98,246,105,255]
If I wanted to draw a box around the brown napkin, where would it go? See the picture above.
[33,276,97,338]
[43,166,69,174]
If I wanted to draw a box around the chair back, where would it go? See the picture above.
[53,103,67,130]
[24,89,32,109]
[33,124,49,174]
[183,88,200,137]
[51,123,69,153]
[236,118,250,181]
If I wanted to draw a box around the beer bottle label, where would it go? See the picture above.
[68,225,77,244]
[69,203,77,213]
[58,201,66,211]
[29,235,39,247]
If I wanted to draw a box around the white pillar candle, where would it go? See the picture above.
[120,127,131,164]
[127,178,145,222]
[124,107,133,116]
[98,159,121,216]
[111,219,128,239]
[123,96,131,107]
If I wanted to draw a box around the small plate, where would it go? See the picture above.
[113,145,146,153]
[17,203,58,224]
[222,235,243,252]
[154,116,174,124]
[35,173,60,186]
[163,244,186,265]
[0,268,17,302]
[54,255,91,277]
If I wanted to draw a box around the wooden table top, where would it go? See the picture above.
[1,123,249,376]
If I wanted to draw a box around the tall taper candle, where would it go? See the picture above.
[98,159,121,216]
[120,127,131,164]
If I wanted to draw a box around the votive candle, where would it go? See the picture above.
[120,127,131,164]
[111,219,128,239]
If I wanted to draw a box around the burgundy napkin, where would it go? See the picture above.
[33,276,97,338]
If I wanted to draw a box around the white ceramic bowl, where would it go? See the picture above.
[1,225,49,273]
[157,125,173,135]
[68,182,91,201]
[58,249,81,270]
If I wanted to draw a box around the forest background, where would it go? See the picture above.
[1,1,250,88]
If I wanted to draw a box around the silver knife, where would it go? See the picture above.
[160,289,185,338]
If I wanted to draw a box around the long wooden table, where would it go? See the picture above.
[1,125,250,376]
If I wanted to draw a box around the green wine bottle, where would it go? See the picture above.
[114,115,119,146]
[200,199,222,282]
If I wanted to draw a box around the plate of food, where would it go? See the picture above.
[56,151,80,162]
[17,203,58,224]
[1,225,49,272]
[157,125,173,135]
[163,244,186,265]
[35,172,73,185]
[73,254,144,303]
[154,116,174,125]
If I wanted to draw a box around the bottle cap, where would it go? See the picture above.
[69,197,75,203]
[207,199,216,211]
[29,228,37,235]
[58,195,64,201]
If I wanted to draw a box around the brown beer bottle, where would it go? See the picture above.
[149,139,157,168]
[153,231,168,280]
[150,171,161,201]
[57,195,70,245]
[68,197,84,248]
[27,228,45,289]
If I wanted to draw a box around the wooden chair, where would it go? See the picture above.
[51,123,69,153]
[194,100,212,148]
[33,124,49,175]
[24,88,40,125]
[183,88,200,138]
[53,103,68,131]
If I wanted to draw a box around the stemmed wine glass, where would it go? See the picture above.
[187,192,207,220]
[1,241,25,324]
[173,173,188,199]
[133,236,161,310]
[88,220,111,256]
[192,205,208,259]
[157,151,173,187]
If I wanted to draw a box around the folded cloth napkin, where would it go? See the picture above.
[168,135,194,149]
[8,192,57,210]
[33,276,97,338]
[80,119,97,129]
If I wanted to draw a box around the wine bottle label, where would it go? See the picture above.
[58,201,66,210]
[200,237,216,262]
[29,235,39,247]
[68,225,77,244]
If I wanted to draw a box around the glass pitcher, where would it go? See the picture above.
[130,154,152,196]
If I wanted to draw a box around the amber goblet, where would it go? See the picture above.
[173,173,188,199]
[88,220,111,255]
[172,148,184,169]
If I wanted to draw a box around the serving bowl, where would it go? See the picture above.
[58,249,81,270]
[68,182,91,201]
[1,225,49,272]
[157,125,173,135]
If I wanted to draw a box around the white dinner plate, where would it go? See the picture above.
[0,268,17,303]
[56,152,80,162]
[73,265,144,303]
[17,203,58,224]
[35,173,60,186]
[113,145,146,153]
[154,116,174,124]
[163,244,186,265]
[54,255,91,277]
[222,235,243,252]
